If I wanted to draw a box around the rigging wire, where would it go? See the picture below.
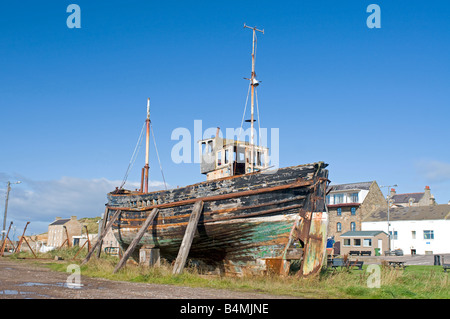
[238,82,251,142]
[150,121,167,190]
[120,121,145,189]
[255,87,261,146]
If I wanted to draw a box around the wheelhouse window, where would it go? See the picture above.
[217,150,222,166]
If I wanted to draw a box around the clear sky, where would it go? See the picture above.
[1,1,449,236]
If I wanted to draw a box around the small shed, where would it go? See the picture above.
[340,230,388,256]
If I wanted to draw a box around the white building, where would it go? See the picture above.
[362,204,450,255]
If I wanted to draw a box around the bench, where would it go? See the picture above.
[443,264,450,273]
[349,251,360,256]
[348,260,364,270]
[331,258,348,269]
[360,251,371,256]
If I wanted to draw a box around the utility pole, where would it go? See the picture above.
[2,181,21,241]
[380,184,398,252]
[244,24,264,173]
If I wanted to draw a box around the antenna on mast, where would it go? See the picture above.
[243,24,264,173]
[141,98,150,193]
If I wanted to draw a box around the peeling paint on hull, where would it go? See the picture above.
[107,162,329,276]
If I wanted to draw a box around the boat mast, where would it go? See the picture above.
[244,24,264,173]
[144,98,150,193]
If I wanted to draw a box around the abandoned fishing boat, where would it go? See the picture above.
[105,25,330,276]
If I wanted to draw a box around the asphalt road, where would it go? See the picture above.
[0,258,297,299]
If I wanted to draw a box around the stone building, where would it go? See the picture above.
[326,181,387,254]
[389,186,437,207]
[47,216,82,248]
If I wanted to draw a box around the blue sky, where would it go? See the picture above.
[1,1,449,236]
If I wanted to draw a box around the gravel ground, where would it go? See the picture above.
[0,258,299,299]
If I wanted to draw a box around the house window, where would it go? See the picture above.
[343,238,351,246]
[389,231,398,240]
[351,207,356,216]
[326,195,331,205]
[363,238,372,247]
[334,194,344,204]
[336,222,342,232]
[337,208,342,216]
[350,192,359,203]
[350,222,356,231]
[353,239,361,247]
[412,231,416,239]
[423,230,434,240]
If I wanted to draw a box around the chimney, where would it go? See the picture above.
[390,188,396,197]
[55,217,61,221]
[71,216,77,221]
[429,195,436,206]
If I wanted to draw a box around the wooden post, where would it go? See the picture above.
[0,222,14,257]
[73,226,91,260]
[172,201,203,275]
[97,207,109,258]
[113,208,159,273]
[81,209,121,265]
[140,246,160,267]
[21,236,37,258]
[15,222,30,253]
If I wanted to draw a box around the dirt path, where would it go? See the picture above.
[0,259,298,299]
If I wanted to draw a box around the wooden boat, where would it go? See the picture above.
[105,25,330,276]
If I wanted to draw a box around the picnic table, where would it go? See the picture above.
[388,261,407,269]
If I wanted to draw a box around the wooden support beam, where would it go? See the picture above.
[81,209,121,265]
[172,201,203,275]
[113,208,159,273]
[15,222,30,253]
[0,222,14,257]
[97,207,109,258]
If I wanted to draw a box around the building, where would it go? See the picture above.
[340,230,389,256]
[326,181,387,254]
[362,204,450,255]
[47,216,82,248]
[389,186,436,207]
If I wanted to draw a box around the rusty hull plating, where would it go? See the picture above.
[107,162,329,276]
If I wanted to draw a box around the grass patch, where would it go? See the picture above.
[8,250,450,299]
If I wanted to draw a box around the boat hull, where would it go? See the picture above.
[107,162,329,276]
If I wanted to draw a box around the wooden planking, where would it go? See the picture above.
[172,201,204,275]
[113,208,159,273]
